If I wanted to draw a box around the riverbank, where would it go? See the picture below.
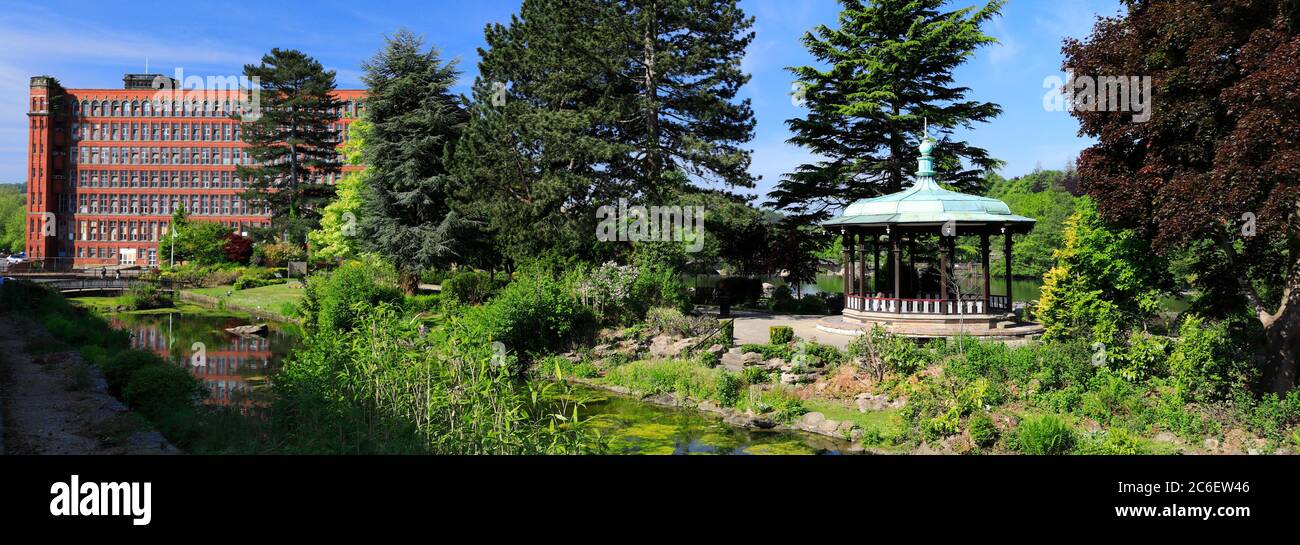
[0,315,176,454]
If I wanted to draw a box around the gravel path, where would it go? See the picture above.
[724,310,853,349]
[0,316,176,455]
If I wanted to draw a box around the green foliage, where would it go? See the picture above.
[741,366,769,385]
[1037,198,1168,345]
[1077,427,1148,455]
[101,350,166,397]
[646,306,693,338]
[1014,414,1076,455]
[301,259,404,334]
[277,303,596,453]
[983,170,1078,278]
[769,325,794,345]
[697,351,720,369]
[122,364,205,421]
[255,242,306,268]
[231,267,287,291]
[1168,315,1241,402]
[719,319,734,348]
[358,30,471,282]
[0,185,25,253]
[770,0,1005,220]
[308,120,370,262]
[466,267,594,356]
[118,284,173,311]
[740,343,792,361]
[714,372,743,407]
[603,359,720,402]
[169,206,233,265]
[969,413,998,447]
[454,0,758,263]
[238,48,343,241]
[442,270,499,305]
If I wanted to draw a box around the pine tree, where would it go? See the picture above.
[237,49,344,243]
[359,30,469,293]
[768,0,1005,222]
[454,0,757,264]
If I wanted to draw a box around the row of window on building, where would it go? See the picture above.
[71,217,268,247]
[69,121,354,144]
[130,326,272,354]
[76,169,253,191]
[66,97,362,120]
[72,192,265,218]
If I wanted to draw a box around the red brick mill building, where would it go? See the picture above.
[24,74,365,270]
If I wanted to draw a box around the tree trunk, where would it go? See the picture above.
[643,2,661,192]
[399,270,419,296]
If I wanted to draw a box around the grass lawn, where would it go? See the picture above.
[187,281,305,317]
[802,398,907,448]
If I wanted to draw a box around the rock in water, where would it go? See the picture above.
[225,324,269,337]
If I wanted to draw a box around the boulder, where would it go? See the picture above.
[818,418,842,434]
[720,351,747,372]
[225,324,268,337]
[648,335,675,358]
[855,392,904,412]
[780,372,800,385]
[740,352,764,366]
[706,344,725,357]
[800,412,826,429]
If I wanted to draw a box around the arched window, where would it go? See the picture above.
[111,100,120,116]
[143,101,153,116]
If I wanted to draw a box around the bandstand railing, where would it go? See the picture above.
[845,294,997,315]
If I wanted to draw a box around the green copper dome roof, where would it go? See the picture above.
[822,134,1035,230]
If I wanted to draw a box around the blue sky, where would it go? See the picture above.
[0,0,1125,200]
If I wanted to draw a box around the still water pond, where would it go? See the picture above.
[102,308,852,454]
[107,309,300,408]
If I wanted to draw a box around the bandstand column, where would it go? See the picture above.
[846,231,856,296]
[841,230,850,300]
[1004,229,1014,314]
[856,233,867,299]
[947,235,957,299]
[980,233,991,308]
[891,231,901,310]
[940,235,949,302]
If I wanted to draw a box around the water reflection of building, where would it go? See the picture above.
[118,319,274,408]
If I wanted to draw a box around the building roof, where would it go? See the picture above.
[822,134,1035,232]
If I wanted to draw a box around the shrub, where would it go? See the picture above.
[102,350,168,397]
[301,260,404,334]
[1168,315,1238,401]
[468,268,595,356]
[443,270,498,305]
[231,267,286,291]
[403,294,442,313]
[714,372,742,407]
[697,351,720,368]
[769,325,794,345]
[740,343,792,361]
[1078,427,1147,455]
[969,413,998,447]
[796,295,829,315]
[256,242,306,267]
[122,364,205,421]
[741,366,769,385]
[119,284,173,310]
[646,306,693,337]
[1015,414,1076,455]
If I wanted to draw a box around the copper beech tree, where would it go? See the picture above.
[1063,0,1299,392]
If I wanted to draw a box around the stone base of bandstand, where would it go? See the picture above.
[817,309,1045,341]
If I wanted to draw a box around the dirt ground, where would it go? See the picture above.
[0,316,176,455]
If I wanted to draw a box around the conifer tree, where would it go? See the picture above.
[358,30,469,293]
[237,49,344,243]
[454,0,757,264]
[768,0,1005,222]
